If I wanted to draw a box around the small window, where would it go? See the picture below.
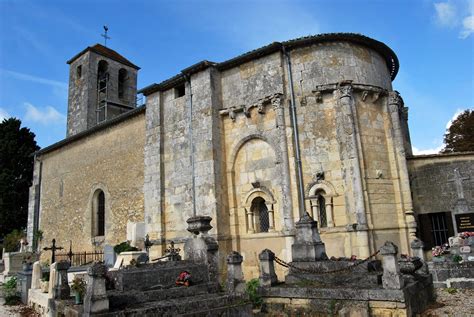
[317,194,327,227]
[251,197,269,233]
[118,68,128,99]
[174,84,185,98]
[76,65,82,79]
[92,189,106,237]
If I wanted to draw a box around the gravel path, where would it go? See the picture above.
[421,288,474,316]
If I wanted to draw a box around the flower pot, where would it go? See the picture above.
[40,280,49,293]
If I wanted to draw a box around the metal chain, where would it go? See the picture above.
[274,249,380,275]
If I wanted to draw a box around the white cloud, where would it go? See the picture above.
[412,144,444,155]
[0,108,10,121]
[434,2,458,27]
[24,102,66,125]
[460,15,474,38]
[0,68,67,89]
[445,108,464,129]
[434,1,474,38]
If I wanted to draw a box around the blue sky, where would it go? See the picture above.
[0,0,473,153]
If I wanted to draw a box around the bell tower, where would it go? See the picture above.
[66,44,139,137]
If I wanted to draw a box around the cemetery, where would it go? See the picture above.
[1,214,472,316]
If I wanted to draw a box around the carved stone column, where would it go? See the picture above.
[336,84,370,257]
[326,199,334,227]
[266,203,275,232]
[309,199,317,220]
[272,94,294,232]
[388,92,417,242]
[245,208,255,233]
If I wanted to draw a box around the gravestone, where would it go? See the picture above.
[83,262,109,316]
[53,261,70,300]
[17,266,33,304]
[126,221,145,249]
[48,263,57,298]
[103,245,116,267]
[31,261,42,289]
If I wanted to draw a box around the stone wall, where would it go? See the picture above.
[143,39,415,277]
[36,112,145,258]
[67,50,138,137]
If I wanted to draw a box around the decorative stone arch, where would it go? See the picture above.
[242,187,276,233]
[228,133,278,173]
[306,180,337,228]
[88,183,111,242]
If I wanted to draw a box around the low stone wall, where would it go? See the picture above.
[260,275,434,316]
[428,261,474,288]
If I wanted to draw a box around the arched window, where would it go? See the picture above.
[251,197,269,233]
[317,192,327,228]
[92,189,105,237]
[97,60,109,90]
[118,68,128,99]
[97,191,105,236]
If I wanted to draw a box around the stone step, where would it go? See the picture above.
[99,293,251,317]
[108,282,220,310]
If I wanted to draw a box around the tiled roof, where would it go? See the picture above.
[67,43,140,69]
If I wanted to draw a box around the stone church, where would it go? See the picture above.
[26,33,473,277]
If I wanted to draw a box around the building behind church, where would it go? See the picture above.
[26,33,474,277]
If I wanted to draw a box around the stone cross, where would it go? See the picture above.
[43,239,63,264]
[448,168,469,199]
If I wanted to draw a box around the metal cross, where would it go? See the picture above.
[144,234,154,253]
[43,239,63,264]
[101,25,111,47]
[165,241,181,261]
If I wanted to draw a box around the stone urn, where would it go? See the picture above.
[40,280,49,293]
[399,257,423,274]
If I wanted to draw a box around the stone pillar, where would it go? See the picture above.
[31,261,42,289]
[246,208,255,233]
[336,84,370,258]
[266,203,275,232]
[226,251,245,294]
[326,200,334,227]
[184,216,219,283]
[410,238,429,274]
[272,94,294,232]
[387,92,417,241]
[83,262,109,316]
[310,199,317,219]
[291,213,327,261]
[17,266,32,304]
[259,249,278,287]
[380,241,404,290]
[53,261,70,300]
[47,262,57,299]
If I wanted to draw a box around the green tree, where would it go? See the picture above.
[0,118,39,238]
[442,109,474,153]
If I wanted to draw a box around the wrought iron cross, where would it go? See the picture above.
[43,239,63,264]
[144,234,154,253]
[101,25,111,47]
[165,241,181,261]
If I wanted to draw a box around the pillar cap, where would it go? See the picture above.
[380,241,398,255]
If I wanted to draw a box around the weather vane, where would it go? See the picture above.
[101,25,111,47]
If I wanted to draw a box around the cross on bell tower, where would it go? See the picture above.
[101,25,111,47]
